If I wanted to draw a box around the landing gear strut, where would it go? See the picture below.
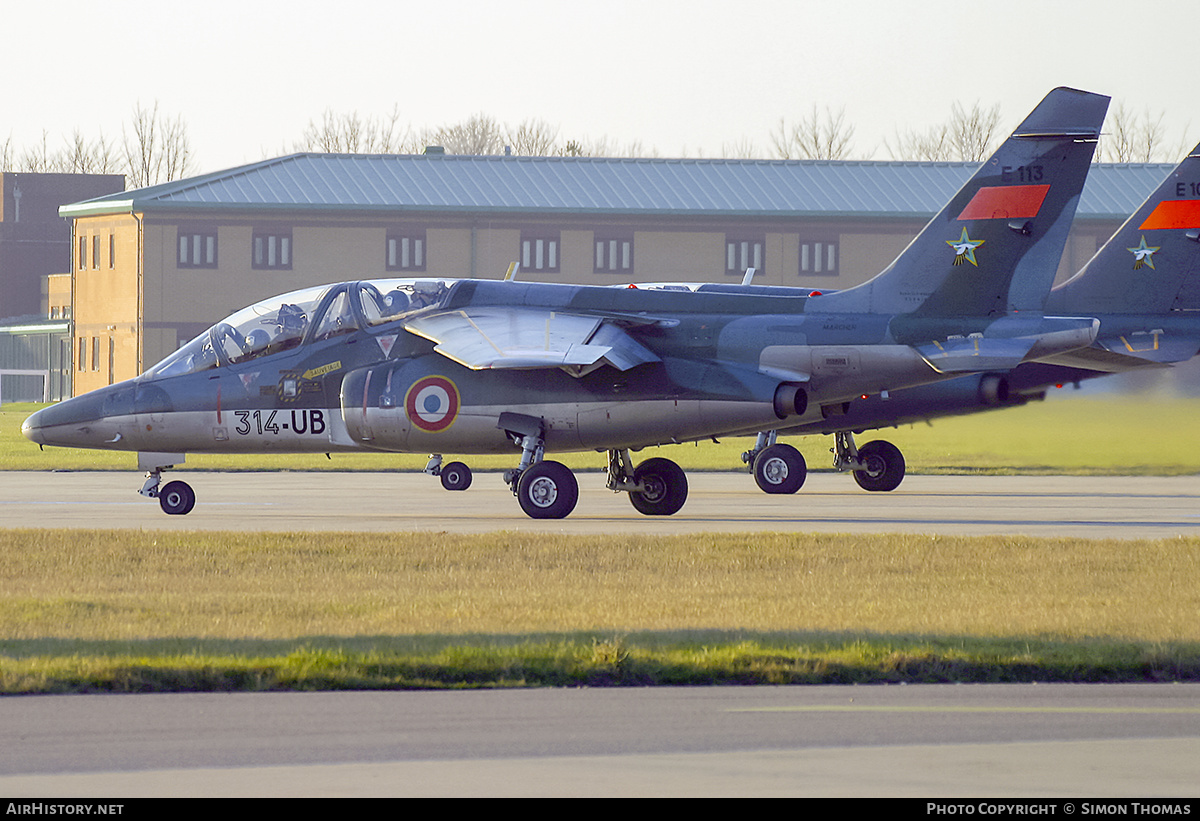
[137,452,195,515]
[833,432,906,492]
[606,448,688,515]
[499,412,579,519]
[424,454,473,491]
[742,431,806,494]
[493,414,691,519]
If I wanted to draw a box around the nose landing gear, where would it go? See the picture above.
[137,452,195,515]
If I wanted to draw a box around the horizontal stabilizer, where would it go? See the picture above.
[1035,345,1172,374]
[405,308,660,374]
[917,316,1099,373]
[916,337,1036,373]
[1095,331,1200,365]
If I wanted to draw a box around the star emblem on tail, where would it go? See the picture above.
[1128,236,1160,270]
[947,228,985,266]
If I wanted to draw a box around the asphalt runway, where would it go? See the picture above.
[1,470,1198,538]
[1,684,1198,797]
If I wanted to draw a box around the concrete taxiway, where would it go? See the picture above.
[0,470,1197,537]
[1,684,1198,797]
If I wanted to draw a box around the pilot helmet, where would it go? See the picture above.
[244,328,272,352]
[383,289,410,314]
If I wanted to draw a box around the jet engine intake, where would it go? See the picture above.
[773,382,808,419]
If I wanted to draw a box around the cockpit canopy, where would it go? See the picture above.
[147,278,452,379]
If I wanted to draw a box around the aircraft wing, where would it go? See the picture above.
[404,308,661,374]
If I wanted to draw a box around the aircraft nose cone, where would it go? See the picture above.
[17,386,126,450]
[21,409,45,445]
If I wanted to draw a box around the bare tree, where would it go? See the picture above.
[885,100,1001,162]
[948,101,1002,162]
[18,130,61,172]
[558,139,586,157]
[554,135,650,158]
[296,106,413,154]
[720,136,762,159]
[423,113,506,155]
[0,135,11,171]
[63,128,120,174]
[505,118,560,156]
[1096,102,1176,162]
[884,121,952,161]
[772,105,856,160]
[123,101,195,188]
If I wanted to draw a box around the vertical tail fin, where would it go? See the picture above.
[809,87,1109,318]
[1049,142,1200,315]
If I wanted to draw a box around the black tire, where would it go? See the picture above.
[852,440,906,492]
[629,457,688,516]
[440,461,472,491]
[752,443,806,494]
[516,461,578,519]
[159,480,196,515]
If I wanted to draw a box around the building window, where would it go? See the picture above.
[78,337,86,372]
[109,234,115,269]
[386,231,426,271]
[726,236,764,276]
[799,240,839,276]
[521,233,560,273]
[253,230,292,270]
[78,236,86,272]
[91,337,100,372]
[594,233,634,274]
[91,235,100,270]
[178,229,218,268]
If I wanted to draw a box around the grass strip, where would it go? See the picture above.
[2,637,1198,694]
[2,528,1198,693]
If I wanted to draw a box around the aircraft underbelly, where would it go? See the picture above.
[350,398,789,454]
[763,344,943,399]
[574,399,783,450]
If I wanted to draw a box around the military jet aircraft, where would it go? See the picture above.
[23,87,1109,519]
[737,141,1200,495]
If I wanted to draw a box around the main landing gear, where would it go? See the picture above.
[743,430,907,493]
[495,413,579,519]
[605,449,688,516]
[741,431,807,494]
[832,431,906,492]
[466,412,689,520]
[137,453,196,515]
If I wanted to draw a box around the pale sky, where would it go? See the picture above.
[4,0,1196,175]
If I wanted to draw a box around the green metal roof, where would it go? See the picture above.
[59,152,1177,221]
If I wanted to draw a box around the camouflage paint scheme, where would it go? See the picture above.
[756,142,1200,495]
[24,88,1111,518]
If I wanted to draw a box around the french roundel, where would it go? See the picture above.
[405,375,460,433]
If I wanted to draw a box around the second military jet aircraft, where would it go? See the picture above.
[738,140,1200,496]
